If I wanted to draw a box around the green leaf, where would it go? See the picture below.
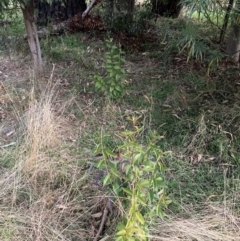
[103,173,111,186]
[115,85,122,92]
[111,45,118,50]
[121,69,126,74]
[95,82,101,89]
[122,187,133,196]
[164,198,172,205]
[110,167,119,178]
[125,164,132,175]
[106,59,112,64]
[116,229,127,236]
[135,212,145,225]
[104,54,111,60]
[113,180,121,195]
[105,148,115,156]
[148,190,154,203]
[153,178,157,189]
[114,65,121,70]
[126,237,135,241]
[115,237,123,241]
[106,64,112,69]
[136,195,147,205]
[142,165,154,172]
[133,153,144,164]
[97,158,105,169]
[157,204,164,217]
[115,74,120,81]
[138,179,150,187]
[113,90,118,97]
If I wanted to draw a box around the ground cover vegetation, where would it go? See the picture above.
[0,0,240,240]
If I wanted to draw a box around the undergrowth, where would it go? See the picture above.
[0,4,240,240]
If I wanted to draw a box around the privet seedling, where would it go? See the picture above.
[94,38,126,99]
[96,117,171,241]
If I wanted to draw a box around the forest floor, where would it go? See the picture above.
[1,15,240,240]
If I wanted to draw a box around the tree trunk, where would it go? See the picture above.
[227,0,240,62]
[21,0,42,72]
[35,0,87,26]
[219,0,234,44]
[227,21,240,62]
[127,0,135,22]
[151,0,182,18]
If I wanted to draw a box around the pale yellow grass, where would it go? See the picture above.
[0,74,93,240]
[21,84,60,174]
[151,203,240,241]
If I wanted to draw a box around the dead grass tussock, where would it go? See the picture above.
[21,85,60,173]
[151,203,240,241]
[0,77,91,240]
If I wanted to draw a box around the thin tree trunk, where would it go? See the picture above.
[21,0,43,72]
[219,0,234,44]
[227,0,240,62]
[127,0,135,22]
[227,21,240,62]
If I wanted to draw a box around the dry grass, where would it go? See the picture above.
[0,70,102,240]
[21,85,60,176]
[151,203,240,241]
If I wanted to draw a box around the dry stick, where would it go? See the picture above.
[82,0,100,19]
[93,205,109,241]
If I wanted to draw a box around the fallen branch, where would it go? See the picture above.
[93,201,110,241]
[82,0,101,19]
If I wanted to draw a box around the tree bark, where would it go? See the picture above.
[21,0,43,72]
[227,1,240,62]
[219,0,234,44]
[151,0,182,18]
[127,0,135,22]
[227,21,240,62]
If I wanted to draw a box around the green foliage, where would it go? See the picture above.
[159,18,224,68]
[94,38,126,99]
[102,0,152,34]
[96,118,171,241]
[177,21,208,61]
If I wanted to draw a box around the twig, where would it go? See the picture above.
[93,204,109,241]
[1,142,16,148]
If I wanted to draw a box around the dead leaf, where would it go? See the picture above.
[0,82,6,93]
[190,153,203,164]
[56,204,68,210]
[91,212,103,218]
